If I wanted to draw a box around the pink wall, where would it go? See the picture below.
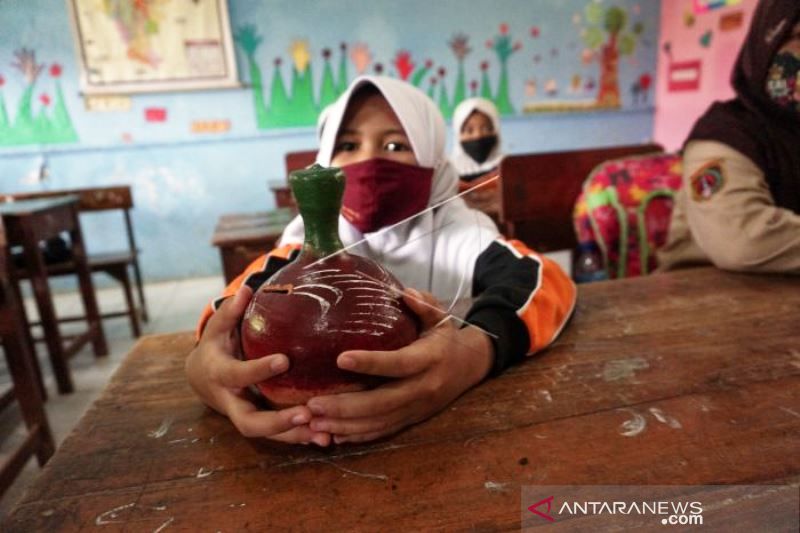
[654,0,759,151]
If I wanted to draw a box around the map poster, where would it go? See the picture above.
[66,0,239,94]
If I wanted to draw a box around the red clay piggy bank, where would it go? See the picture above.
[240,164,419,407]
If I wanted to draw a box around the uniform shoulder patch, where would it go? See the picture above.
[689,160,726,202]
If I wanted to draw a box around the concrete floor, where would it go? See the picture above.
[0,275,224,519]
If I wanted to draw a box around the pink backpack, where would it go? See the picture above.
[573,153,683,279]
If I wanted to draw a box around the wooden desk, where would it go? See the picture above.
[4,268,799,531]
[211,209,296,283]
[0,197,108,394]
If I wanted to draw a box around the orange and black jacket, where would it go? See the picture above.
[198,237,576,376]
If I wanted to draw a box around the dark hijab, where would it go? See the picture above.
[686,0,800,212]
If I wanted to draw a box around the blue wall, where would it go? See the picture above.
[0,0,660,281]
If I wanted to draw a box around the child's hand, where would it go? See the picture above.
[185,286,331,446]
[306,289,494,444]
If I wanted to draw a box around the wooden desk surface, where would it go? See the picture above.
[211,209,296,247]
[0,195,79,217]
[5,268,800,531]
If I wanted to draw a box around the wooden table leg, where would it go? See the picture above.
[1,309,56,468]
[68,212,109,357]
[19,222,74,394]
[9,276,47,402]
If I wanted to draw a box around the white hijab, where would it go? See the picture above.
[279,75,499,302]
[450,97,504,177]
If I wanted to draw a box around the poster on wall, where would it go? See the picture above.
[66,0,240,94]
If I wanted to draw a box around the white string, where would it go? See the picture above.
[297,176,501,340]
[353,269,498,339]
[444,205,483,316]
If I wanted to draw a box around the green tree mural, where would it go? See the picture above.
[234,25,269,128]
[411,59,433,88]
[427,76,437,99]
[35,93,52,134]
[337,42,349,95]
[288,40,318,125]
[319,48,338,109]
[436,67,453,119]
[268,58,292,127]
[0,75,8,131]
[448,33,471,109]
[582,3,643,108]
[49,64,76,139]
[486,24,521,115]
[479,61,493,101]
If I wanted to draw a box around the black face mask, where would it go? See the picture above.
[461,135,498,164]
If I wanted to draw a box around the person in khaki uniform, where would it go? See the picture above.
[658,0,800,274]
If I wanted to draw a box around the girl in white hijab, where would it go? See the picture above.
[188,76,575,446]
[450,97,504,181]
[279,76,499,302]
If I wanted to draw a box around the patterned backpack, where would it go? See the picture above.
[573,153,683,279]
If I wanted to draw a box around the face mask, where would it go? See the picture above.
[765,51,800,113]
[340,158,434,234]
[461,135,498,164]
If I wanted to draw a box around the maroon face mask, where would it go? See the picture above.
[340,158,434,234]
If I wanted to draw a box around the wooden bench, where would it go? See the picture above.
[498,144,664,252]
[1,186,148,338]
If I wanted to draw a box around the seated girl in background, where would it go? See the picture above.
[186,76,575,446]
[658,0,800,274]
[451,98,505,217]
[451,97,504,182]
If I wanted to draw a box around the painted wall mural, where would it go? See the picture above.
[0,0,658,148]
[232,0,657,129]
[0,49,78,145]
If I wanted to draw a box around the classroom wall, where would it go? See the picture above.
[653,0,758,151]
[0,0,661,282]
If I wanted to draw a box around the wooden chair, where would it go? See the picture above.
[1,186,148,337]
[497,144,664,253]
[285,150,317,174]
[0,218,56,497]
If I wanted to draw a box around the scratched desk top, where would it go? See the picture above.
[4,268,799,531]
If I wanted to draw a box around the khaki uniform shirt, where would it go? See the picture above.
[657,140,800,274]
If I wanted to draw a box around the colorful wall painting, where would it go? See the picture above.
[1,0,659,148]
[231,0,657,128]
[526,2,649,113]
[0,49,78,146]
